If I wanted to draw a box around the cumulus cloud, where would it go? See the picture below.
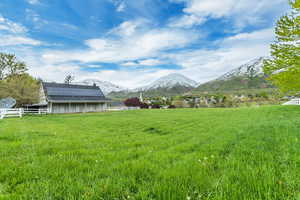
[169,0,288,29]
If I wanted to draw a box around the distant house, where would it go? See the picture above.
[39,82,110,113]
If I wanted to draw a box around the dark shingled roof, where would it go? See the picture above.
[42,82,109,103]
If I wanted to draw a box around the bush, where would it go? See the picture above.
[124,97,149,109]
[124,97,142,107]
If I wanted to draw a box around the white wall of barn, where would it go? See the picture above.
[49,102,107,113]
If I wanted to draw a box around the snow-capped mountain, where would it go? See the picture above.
[136,73,198,91]
[75,79,126,95]
[195,57,273,92]
[218,57,265,81]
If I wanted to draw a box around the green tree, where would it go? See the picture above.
[0,74,40,106]
[0,53,27,80]
[0,53,39,106]
[263,0,300,94]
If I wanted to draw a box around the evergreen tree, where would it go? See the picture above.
[264,0,300,94]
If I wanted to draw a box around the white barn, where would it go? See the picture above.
[39,82,110,113]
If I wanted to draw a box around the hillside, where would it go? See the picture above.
[1,106,300,199]
[193,57,275,94]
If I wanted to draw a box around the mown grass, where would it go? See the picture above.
[0,106,300,199]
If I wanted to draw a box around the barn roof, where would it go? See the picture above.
[42,82,109,103]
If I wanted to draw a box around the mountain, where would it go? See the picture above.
[108,73,198,99]
[217,57,265,80]
[75,79,126,95]
[137,73,198,91]
[193,57,274,93]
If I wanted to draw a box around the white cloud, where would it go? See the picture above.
[169,0,288,29]
[27,0,41,5]
[110,0,126,12]
[139,59,165,66]
[169,14,205,28]
[0,15,27,33]
[116,2,126,12]
[122,59,165,67]
[109,20,144,37]
[0,35,42,46]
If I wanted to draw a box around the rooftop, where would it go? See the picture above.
[42,82,109,103]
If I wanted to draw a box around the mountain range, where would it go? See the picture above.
[76,57,274,98]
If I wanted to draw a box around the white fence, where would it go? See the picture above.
[107,107,141,111]
[0,108,22,119]
[0,108,49,120]
[283,98,300,106]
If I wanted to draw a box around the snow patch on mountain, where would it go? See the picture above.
[136,73,198,91]
[218,57,266,81]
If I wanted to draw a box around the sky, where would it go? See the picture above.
[0,0,290,88]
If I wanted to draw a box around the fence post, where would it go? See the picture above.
[19,108,23,118]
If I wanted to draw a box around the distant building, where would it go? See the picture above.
[38,82,110,113]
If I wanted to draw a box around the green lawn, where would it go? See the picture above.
[0,106,300,200]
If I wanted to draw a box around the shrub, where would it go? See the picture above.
[124,97,142,107]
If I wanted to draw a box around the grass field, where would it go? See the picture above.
[0,106,300,199]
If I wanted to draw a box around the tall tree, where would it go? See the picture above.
[0,53,27,80]
[263,0,300,94]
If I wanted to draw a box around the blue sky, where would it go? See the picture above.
[0,0,290,88]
